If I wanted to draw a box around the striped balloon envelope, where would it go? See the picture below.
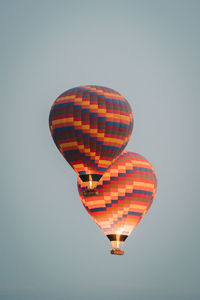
[77,151,157,255]
[49,86,133,189]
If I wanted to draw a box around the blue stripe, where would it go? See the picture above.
[83,133,90,137]
[64,149,79,155]
[74,105,82,109]
[128,211,142,216]
[118,173,126,177]
[133,167,153,172]
[82,109,90,113]
[125,192,133,197]
[105,98,122,104]
[118,196,125,200]
[103,180,110,185]
[111,200,118,204]
[98,117,106,121]
[126,169,133,174]
[53,102,74,109]
[97,167,106,172]
[90,207,106,212]
[90,113,98,117]
[102,145,120,151]
[75,129,82,134]
[133,189,152,196]
[106,121,129,129]
[110,176,118,181]
[54,126,74,132]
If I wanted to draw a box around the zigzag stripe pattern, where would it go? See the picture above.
[49,86,133,176]
[77,151,157,236]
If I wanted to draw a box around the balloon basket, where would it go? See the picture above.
[110,248,124,255]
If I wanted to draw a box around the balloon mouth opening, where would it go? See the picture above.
[107,234,128,242]
[79,174,102,183]
[79,174,102,196]
[107,234,128,256]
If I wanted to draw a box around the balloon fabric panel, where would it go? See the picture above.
[49,86,133,177]
[77,151,157,237]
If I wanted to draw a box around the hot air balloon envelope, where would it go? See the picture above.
[49,86,133,190]
[78,151,157,255]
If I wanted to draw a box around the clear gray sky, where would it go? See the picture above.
[0,0,200,299]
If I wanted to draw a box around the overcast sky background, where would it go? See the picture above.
[1,0,200,299]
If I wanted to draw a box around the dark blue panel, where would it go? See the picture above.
[133,189,152,196]
[126,169,133,174]
[75,129,83,134]
[106,121,129,129]
[118,173,126,177]
[98,117,106,121]
[125,192,133,197]
[110,177,118,181]
[128,211,142,216]
[83,133,90,137]
[97,167,106,172]
[74,105,82,109]
[53,102,74,109]
[54,126,74,132]
[90,207,106,212]
[64,149,79,155]
[133,167,153,172]
[103,180,110,185]
[102,145,120,151]
[90,113,98,117]
[105,98,121,104]
[111,200,118,204]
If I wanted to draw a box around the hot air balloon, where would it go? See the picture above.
[77,151,157,255]
[49,86,133,193]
